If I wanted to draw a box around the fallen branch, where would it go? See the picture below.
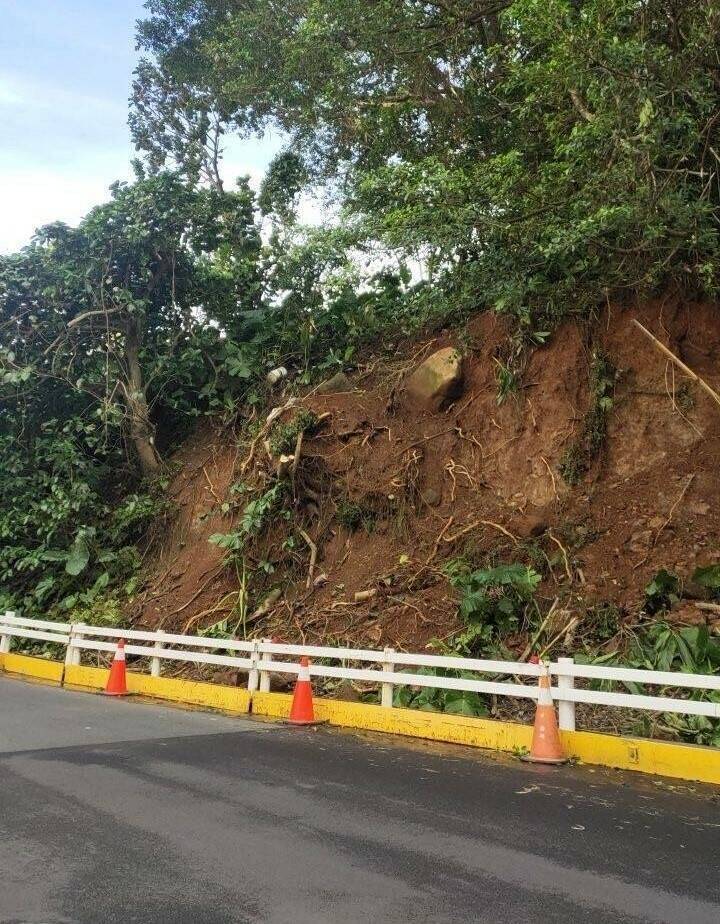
[519,598,559,663]
[538,615,580,660]
[695,601,720,615]
[298,528,317,589]
[290,429,304,498]
[170,569,223,619]
[202,465,222,506]
[397,427,455,455]
[240,398,298,474]
[354,588,378,603]
[632,319,720,412]
[250,587,283,621]
[540,456,559,503]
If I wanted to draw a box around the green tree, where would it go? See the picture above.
[0,172,267,615]
[1,172,262,475]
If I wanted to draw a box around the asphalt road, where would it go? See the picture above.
[2,676,719,924]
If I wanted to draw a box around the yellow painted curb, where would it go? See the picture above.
[128,674,251,714]
[63,664,252,714]
[0,653,64,684]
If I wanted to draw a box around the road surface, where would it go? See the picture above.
[1,675,719,923]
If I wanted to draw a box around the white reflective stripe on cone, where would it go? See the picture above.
[114,649,126,662]
[298,663,310,682]
[537,683,553,707]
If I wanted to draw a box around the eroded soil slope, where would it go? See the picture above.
[132,298,720,654]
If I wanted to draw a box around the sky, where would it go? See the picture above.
[0,0,281,253]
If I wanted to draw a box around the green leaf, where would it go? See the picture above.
[692,565,720,590]
[65,538,90,576]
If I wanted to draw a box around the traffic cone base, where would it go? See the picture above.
[104,639,128,696]
[522,670,566,765]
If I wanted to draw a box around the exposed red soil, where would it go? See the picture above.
[132,296,720,656]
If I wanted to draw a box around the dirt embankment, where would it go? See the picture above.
[131,297,720,654]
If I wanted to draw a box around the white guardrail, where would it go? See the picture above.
[2,611,720,731]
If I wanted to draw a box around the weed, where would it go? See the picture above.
[560,350,616,485]
[269,409,318,455]
[583,603,621,643]
[494,359,519,405]
[393,666,489,717]
[589,621,720,746]
[210,483,286,556]
[644,568,681,614]
[691,564,720,600]
[675,382,695,413]
[337,498,376,533]
[444,560,542,657]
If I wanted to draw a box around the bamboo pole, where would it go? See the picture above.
[632,319,720,411]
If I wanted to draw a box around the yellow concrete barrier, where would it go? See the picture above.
[252,691,534,751]
[63,664,251,714]
[0,652,64,684]
[561,728,720,786]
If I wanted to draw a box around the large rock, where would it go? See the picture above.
[316,371,352,394]
[406,347,463,411]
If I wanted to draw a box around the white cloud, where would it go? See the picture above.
[0,71,125,118]
[0,166,129,253]
[0,80,23,106]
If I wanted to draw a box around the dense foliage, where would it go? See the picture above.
[135,0,720,323]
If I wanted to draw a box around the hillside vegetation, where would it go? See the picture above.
[1,1,720,739]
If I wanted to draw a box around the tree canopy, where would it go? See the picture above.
[134,0,720,320]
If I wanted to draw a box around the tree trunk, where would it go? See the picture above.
[124,317,161,476]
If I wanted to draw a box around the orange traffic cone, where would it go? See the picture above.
[288,656,324,725]
[104,639,128,696]
[523,666,566,765]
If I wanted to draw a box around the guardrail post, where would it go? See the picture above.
[64,623,77,666]
[71,627,83,666]
[247,641,260,693]
[259,638,272,693]
[0,610,14,654]
[381,647,395,708]
[151,630,166,678]
[556,656,576,731]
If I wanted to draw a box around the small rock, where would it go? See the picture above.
[316,371,352,394]
[313,572,329,587]
[514,513,547,539]
[421,487,443,507]
[628,529,653,553]
[405,347,463,411]
[334,680,362,702]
